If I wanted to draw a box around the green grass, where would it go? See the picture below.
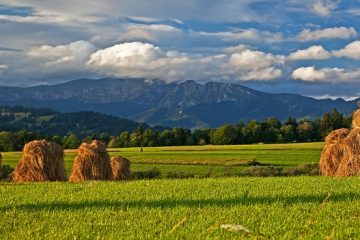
[2,142,324,177]
[1,177,360,239]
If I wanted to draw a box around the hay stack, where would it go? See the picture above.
[12,140,66,182]
[324,128,350,144]
[335,128,360,176]
[320,107,360,177]
[69,140,112,182]
[320,129,350,176]
[111,156,132,180]
[352,109,360,129]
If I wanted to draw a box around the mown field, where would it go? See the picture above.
[2,142,324,177]
[1,177,360,239]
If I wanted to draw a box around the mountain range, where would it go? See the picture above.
[0,78,358,128]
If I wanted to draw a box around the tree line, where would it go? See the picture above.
[0,109,351,151]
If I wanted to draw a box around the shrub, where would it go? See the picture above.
[132,168,161,179]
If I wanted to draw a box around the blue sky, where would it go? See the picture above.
[0,0,360,99]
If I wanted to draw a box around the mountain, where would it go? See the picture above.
[0,78,358,128]
[0,106,151,137]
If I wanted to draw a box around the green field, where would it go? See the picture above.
[2,142,324,177]
[1,177,360,239]
[2,142,360,239]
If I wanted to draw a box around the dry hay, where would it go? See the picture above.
[12,140,66,182]
[320,143,351,176]
[110,156,132,180]
[320,128,350,176]
[352,109,360,129]
[335,128,360,177]
[69,140,112,182]
[324,128,350,144]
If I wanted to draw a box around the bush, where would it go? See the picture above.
[132,168,161,179]
[1,165,14,181]
[237,164,319,177]
[238,166,283,177]
[282,164,319,176]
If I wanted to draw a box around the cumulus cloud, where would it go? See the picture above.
[292,66,360,82]
[332,40,360,59]
[0,41,98,85]
[311,0,340,17]
[87,42,227,82]
[242,67,282,81]
[288,45,331,60]
[297,27,357,41]
[88,42,284,82]
[292,66,326,81]
[229,49,284,70]
[27,40,96,67]
[226,49,284,80]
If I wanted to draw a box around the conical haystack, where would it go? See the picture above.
[12,140,66,182]
[335,128,360,176]
[352,109,360,129]
[320,107,360,177]
[111,156,132,180]
[324,128,350,145]
[69,140,112,182]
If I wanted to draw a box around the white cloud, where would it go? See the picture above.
[292,66,326,81]
[27,40,96,66]
[88,42,284,82]
[332,40,360,59]
[292,66,360,82]
[87,42,228,82]
[223,44,251,54]
[194,28,283,43]
[1,0,263,23]
[229,49,284,70]
[120,23,182,42]
[226,49,284,80]
[347,8,360,16]
[0,65,8,74]
[0,12,104,25]
[288,45,331,60]
[242,67,283,81]
[297,27,357,41]
[311,0,340,17]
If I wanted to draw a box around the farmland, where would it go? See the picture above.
[4,142,358,239]
[1,177,360,239]
[2,142,324,177]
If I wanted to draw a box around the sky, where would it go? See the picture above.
[0,0,360,99]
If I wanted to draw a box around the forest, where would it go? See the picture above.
[0,106,351,151]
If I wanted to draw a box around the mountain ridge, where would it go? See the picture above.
[0,78,358,128]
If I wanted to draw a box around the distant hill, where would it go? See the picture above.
[0,106,151,137]
[0,78,358,128]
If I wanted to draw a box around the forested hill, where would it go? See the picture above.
[0,106,151,137]
[0,78,358,128]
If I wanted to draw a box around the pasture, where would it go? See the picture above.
[2,142,324,177]
[1,177,360,239]
[2,142,360,239]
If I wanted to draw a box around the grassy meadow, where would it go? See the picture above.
[2,142,324,177]
[4,142,358,239]
[1,177,360,239]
